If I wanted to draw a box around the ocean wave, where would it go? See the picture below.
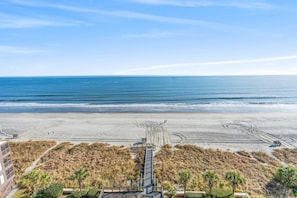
[0,95,291,103]
[1,102,297,113]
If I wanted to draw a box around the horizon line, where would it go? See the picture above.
[1,74,297,78]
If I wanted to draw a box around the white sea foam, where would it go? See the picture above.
[1,102,297,113]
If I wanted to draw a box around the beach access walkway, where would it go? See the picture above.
[101,146,163,198]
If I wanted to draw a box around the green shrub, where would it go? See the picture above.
[185,189,234,198]
[186,192,205,198]
[205,188,234,198]
[32,192,46,198]
[66,190,88,198]
[85,189,100,198]
[66,189,100,198]
[164,186,176,198]
[44,183,64,198]
[33,183,64,198]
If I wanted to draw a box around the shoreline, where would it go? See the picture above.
[1,112,296,153]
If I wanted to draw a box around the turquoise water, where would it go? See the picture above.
[0,76,297,112]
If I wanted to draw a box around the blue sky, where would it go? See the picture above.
[1,0,297,76]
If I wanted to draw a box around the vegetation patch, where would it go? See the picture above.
[206,188,234,197]
[33,183,64,198]
[154,144,281,197]
[251,152,280,166]
[185,192,205,198]
[273,148,297,166]
[66,189,100,198]
[9,140,56,182]
[36,142,136,188]
[236,150,251,158]
[9,141,297,198]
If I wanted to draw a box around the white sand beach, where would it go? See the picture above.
[0,113,296,153]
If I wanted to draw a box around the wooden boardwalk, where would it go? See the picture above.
[101,146,162,198]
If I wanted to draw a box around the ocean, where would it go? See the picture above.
[0,76,297,113]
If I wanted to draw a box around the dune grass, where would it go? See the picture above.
[9,140,56,183]
[154,144,281,197]
[273,148,297,166]
[36,142,137,188]
[9,141,297,198]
